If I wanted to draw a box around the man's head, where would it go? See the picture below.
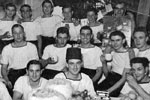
[42,0,54,15]
[5,3,16,19]
[56,27,70,47]
[20,4,32,19]
[26,60,43,82]
[133,27,148,49]
[80,26,93,44]
[114,3,125,17]
[62,4,73,20]
[86,8,97,22]
[109,31,126,51]
[66,48,83,75]
[130,57,149,82]
[12,24,26,42]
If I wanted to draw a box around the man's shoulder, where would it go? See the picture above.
[81,73,92,80]
[17,75,28,81]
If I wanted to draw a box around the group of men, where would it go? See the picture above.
[0,0,150,100]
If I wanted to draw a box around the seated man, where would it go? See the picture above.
[13,60,48,100]
[54,47,96,97]
[120,57,150,100]
[41,27,71,79]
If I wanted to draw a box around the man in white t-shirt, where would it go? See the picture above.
[0,3,17,47]
[97,31,134,97]
[13,60,47,100]
[1,24,39,91]
[54,47,96,97]
[41,27,71,79]
[133,27,150,74]
[34,0,63,56]
[19,4,42,56]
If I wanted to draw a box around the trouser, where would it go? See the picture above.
[41,36,55,54]
[7,68,26,96]
[96,72,124,97]
[42,69,61,79]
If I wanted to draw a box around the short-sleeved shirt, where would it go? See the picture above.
[21,21,42,41]
[0,81,12,100]
[35,15,63,37]
[0,20,17,40]
[13,76,47,100]
[134,48,150,61]
[81,46,103,70]
[1,42,39,69]
[54,72,96,96]
[111,51,130,75]
[42,44,71,71]
[121,82,150,95]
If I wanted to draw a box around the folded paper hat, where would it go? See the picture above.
[66,48,82,60]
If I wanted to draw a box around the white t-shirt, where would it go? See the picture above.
[134,48,150,61]
[81,46,103,70]
[0,81,12,100]
[54,72,96,96]
[121,82,150,95]
[90,24,103,43]
[13,76,47,100]
[57,22,81,41]
[42,44,71,71]
[21,21,42,41]
[35,15,63,37]
[111,51,130,75]
[0,20,17,40]
[1,42,39,69]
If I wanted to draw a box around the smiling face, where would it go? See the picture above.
[133,31,148,49]
[131,63,147,82]
[20,6,32,19]
[68,59,82,75]
[42,2,53,15]
[27,64,42,82]
[110,35,125,51]
[80,29,92,44]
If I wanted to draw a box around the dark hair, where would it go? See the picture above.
[80,26,93,35]
[5,3,17,11]
[62,4,73,12]
[26,60,43,70]
[56,27,70,37]
[134,27,148,37]
[109,31,125,39]
[20,4,32,12]
[109,31,127,47]
[86,7,97,15]
[12,24,24,33]
[42,0,54,8]
[130,57,149,68]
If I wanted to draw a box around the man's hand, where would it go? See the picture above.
[47,56,58,64]
[3,31,11,38]
[5,80,12,89]
[126,73,137,88]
